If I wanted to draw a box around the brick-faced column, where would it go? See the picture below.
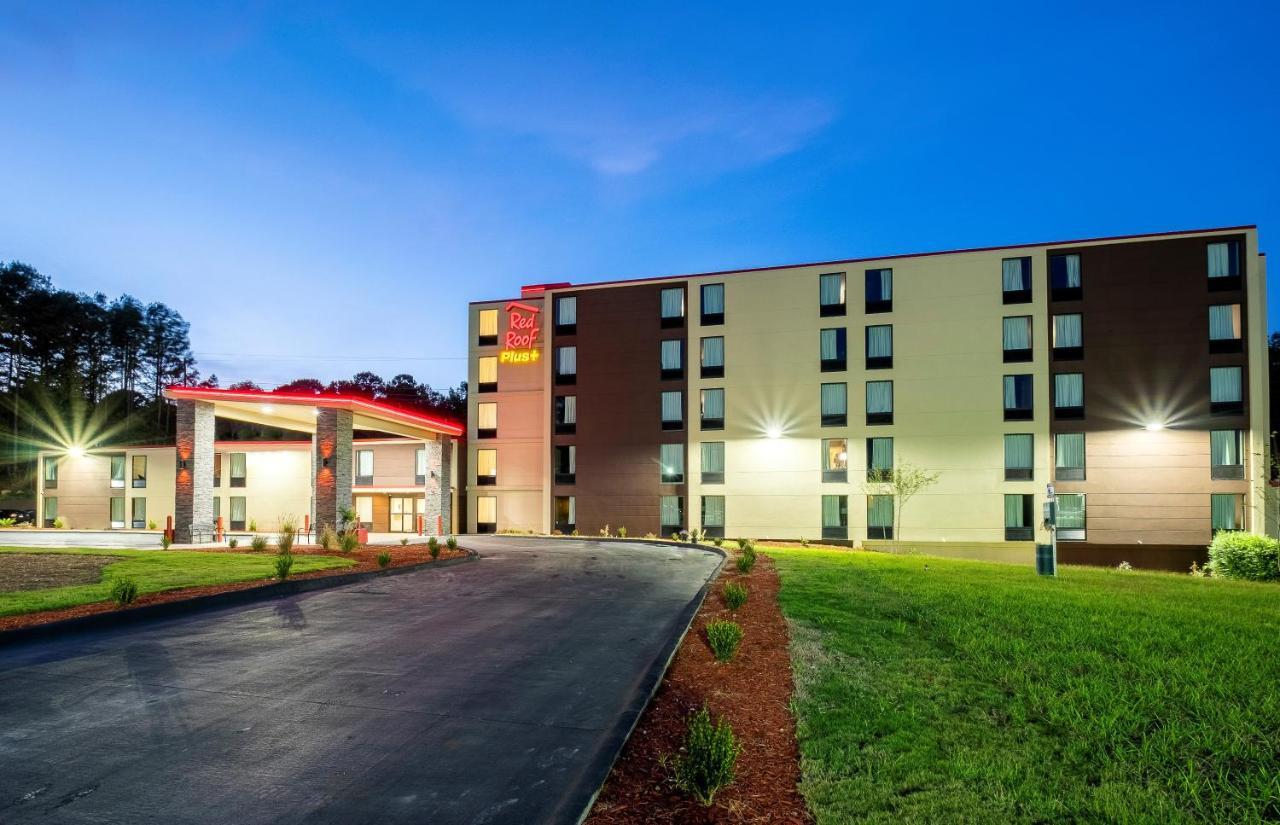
[174,399,215,544]
[315,408,353,531]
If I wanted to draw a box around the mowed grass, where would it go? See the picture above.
[766,548,1280,823]
[0,547,355,617]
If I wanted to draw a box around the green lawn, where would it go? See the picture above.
[0,547,355,617]
[767,548,1280,823]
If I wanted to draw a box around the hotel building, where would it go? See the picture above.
[466,225,1269,568]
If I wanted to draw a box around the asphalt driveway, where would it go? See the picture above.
[0,536,722,824]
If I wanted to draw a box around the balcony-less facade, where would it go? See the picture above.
[465,226,1269,568]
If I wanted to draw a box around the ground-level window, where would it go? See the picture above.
[132,455,147,488]
[867,494,893,540]
[355,450,374,485]
[111,497,125,529]
[1211,493,1243,532]
[1056,493,1085,541]
[1055,433,1085,480]
[355,496,373,528]
[43,456,58,489]
[702,496,725,539]
[660,495,684,535]
[213,497,221,525]
[213,452,222,487]
[822,438,848,483]
[228,497,246,531]
[1004,494,1034,541]
[110,454,126,488]
[822,494,849,540]
[554,496,576,533]
[43,496,57,528]
[132,497,148,530]
[476,496,497,533]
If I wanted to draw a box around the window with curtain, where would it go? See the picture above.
[477,356,498,391]
[660,495,684,530]
[555,296,577,329]
[660,287,685,321]
[1054,373,1084,414]
[702,495,726,528]
[867,437,893,481]
[661,391,684,427]
[1056,493,1085,540]
[867,495,893,539]
[110,497,125,528]
[1052,314,1083,355]
[1055,433,1085,480]
[554,496,576,529]
[1002,257,1032,302]
[477,402,497,434]
[660,339,684,378]
[554,445,576,481]
[660,444,684,483]
[1004,494,1033,540]
[701,442,725,483]
[1209,304,1242,350]
[476,496,497,530]
[229,496,246,530]
[110,454,126,488]
[213,452,222,487]
[1211,429,1244,479]
[43,496,57,526]
[556,346,577,380]
[556,395,577,432]
[701,283,725,324]
[822,438,848,481]
[1003,316,1032,361]
[1207,241,1240,279]
[476,449,497,484]
[866,325,893,368]
[42,456,57,488]
[355,450,373,483]
[1050,254,1082,296]
[131,496,147,528]
[1003,374,1033,419]
[865,269,893,312]
[820,383,847,426]
[132,455,147,488]
[477,309,498,343]
[866,381,893,424]
[822,494,849,539]
[701,336,725,369]
[819,273,846,313]
[1004,433,1033,480]
[1210,367,1243,406]
[820,328,847,369]
[700,388,725,428]
[230,452,247,486]
[415,447,428,484]
[1211,493,1242,531]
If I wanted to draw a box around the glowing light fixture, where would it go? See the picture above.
[261,404,275,414]
[1143,422,1165,432]
[66,445,85,459]
[765,425,783,439]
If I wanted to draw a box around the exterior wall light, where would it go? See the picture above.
[177,459,188,470]
[66,445,85,459]
[1143,422,1165,431]
[765,425,783,439]
[322,457,331,469]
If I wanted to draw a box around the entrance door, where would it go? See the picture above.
[389,496,422,533]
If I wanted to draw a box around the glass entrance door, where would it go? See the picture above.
[388,496,422,533]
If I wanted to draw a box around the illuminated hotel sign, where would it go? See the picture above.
[500,301,541,364]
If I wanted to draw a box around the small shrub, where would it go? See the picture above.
[277,516,297,554]
[400,537,409,546]
[672,705,741,806]
[248,519,258,532]
[736,544,757,574]
[1117,560,1133,571]
[339,532,359,553]
[1189,561,1206,578]
[671,532,681,542]
[644,532,656,540]
[160,533,172,550]
[736,537,751,550]
[712,536,723,548]
[723,582,748,610]
[377,551,391,568]
[617,526,627,538]
[800,537,810,547]
[600,523,612,538]
[146,519,156,530]
[228,537,239,549]
[1207,532,1280,581]
[571,529,580,537]
[339,506,358,531]
[0,517,14,528]
[705,620,743,662]
[319,525,339,551]
[274,553,294,580]
[446,536,458,550]
[110,576,139,606]
[52,516,66,529]
[251,535,268,552]
[428,537,441,559]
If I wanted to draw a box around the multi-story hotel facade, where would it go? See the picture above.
[466,226,1269,568]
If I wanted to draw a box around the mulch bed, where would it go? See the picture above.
[587,553,811,824]
[0,553,123,592]
[0,543,467,633]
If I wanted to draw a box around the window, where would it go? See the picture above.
[1211,430,1245,480]
[1004,494,1034,541]
[1211,493,1243,532]
[355,450,374,485]
[865,325,892,369]
[867,437,893,481]
[477,402,498,438]
[660,444,684,483]
[1208,304,1243,353]
[1004,434,1033,480]
[477,356,498,393]
[110,497,125,529]
[42,456,57,489]
[660,287,685,327]
[1003,316,1033,363]
[230,452,247,487]
[132,455,148,488]
[555,346,577,384]
[476,449,497,485]
[110,454,126,488]
[1055,493,1085,540]
[388,496,423,533]
[701,442,725,484]
[1002,257,1032,303]
[822,438,848,483]
[476,496,497,533]
[133,497,149,530]
[660,495,684,534]
[701,496,726,538]
[554,445,576,485]
[555,396,577,434]
[1210,366,1243,415]
[477,308,499,346]
[1052,314,1083,360]
[701,336,725,378]
[213,452,222,487]
[819,272,846,316]
[820,383,847,427]
[820,328,847,372]
[865,269,893,313]
[42,496,57,528]
[867,495,893,539]
[555,296,577,335]
[1003,375,1033,420]
[822,494,849,539]
[415,447,428,485]
[701,388,725,430]
[214,496,221,524]
[701,283,725,325]
[866,380,893,425]
[1050,253,1082,301]
[1053,373,1084,418]
[554,496,576,533]
[662,391,684,430]
[354,496,374,528]
[1207,240,1241,290]
[660,339,684,380]
[1055,433,1085,480]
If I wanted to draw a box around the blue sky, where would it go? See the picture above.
[1,1,1277,389]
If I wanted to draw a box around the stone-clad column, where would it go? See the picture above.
[315,408,353,531]
[174,399,215,544]
[439,436,453,535]
[420,437,444,535]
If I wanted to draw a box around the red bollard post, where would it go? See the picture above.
[216,516,224,542]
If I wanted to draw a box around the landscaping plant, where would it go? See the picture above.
[1207,531,1279,581]
[672,705,741,806]
[705,620,744,662]
[250,535,268,552]
[160,533,172,550]
[428,536,441,559]
[319,525,339,551]
[377,551,391,568]
[446,536,458,550]
[736,537,752,550]
[736,544,757,574]
[617,526,627,538]
[723,581,748,610]
[274,553,294,580]
[339,532,359,553]
[276,516,297,554]
[110,576,139,606]
[400,537,409,546]
[228,537,239,549]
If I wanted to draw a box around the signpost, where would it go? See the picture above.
[1039,483,1058,577]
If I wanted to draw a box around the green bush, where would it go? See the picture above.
[427,536,440,559]
[377,551,391,568]
[705,620,744,662]
[276,516,297,554]
[228,537,239,549]
[617,526,628,538]
[274,553,294,580]
[736,537,752,550]
[723,582,748,610]
[110,576,139,606]
[1207,532,1280,581]
[319,525,339,551]
[339,532,359,553]
[672,705,741,806]
[160,533,172,550]
[712,536,723,548]
[250,535,268,552]
[736,544,757,574]
[446,536,458,550]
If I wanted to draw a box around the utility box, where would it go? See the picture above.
[1036,543,1057,577]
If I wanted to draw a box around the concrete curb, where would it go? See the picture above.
[0,550,478,649]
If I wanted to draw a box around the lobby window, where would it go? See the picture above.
[822,494,849,540]
[820,328,847,372]
[661,391,684,430]
[819,272,846,316]
[1002,257,1032,304]
[554,445,576,485]
[660,339,684,380]
[701,388,725,430]
[555,346,577,384]
[415,447,428,485]
[660,495,684,535]
[476,496,497,533]
[132,455,148,488]
[1049,253,1082,301]
[42,456,57,489]
[1210,366,1243,415]
[701,336,725,379]
[660,287,686,328]
[477,309,498,346]
[1004,494,1035,541]
[1056,493,1085,541]
[1003,374,1033,421]
[355,496,373,529]
[1055,433,1086,481]
[1003,316,1033,363]
[477,402,498,438]
[820,382,847,427]
[866,380,893,425]
[701,442,725,484]
[1207,240,1241,290]
[110,497,125,529]
[701,496,726,539]
[867,437,893,482]
[555,296,577,335]
[866,325,893,369]
[1052,314,1083,360]
[1211,493,1243,532]
[43,497,57,528]
[230,452,247,487]
[477,356,498,393]
[213,452,222,487]
[701,283,725,325]
[133,497,150,530]
[660,444,685,484]
[867,494,893,540]
[1209,304,1243,353]
[229,496,246,531]
[1004,433,1033,481]
[476,449,497,486]
[110,454,126,488]
[1053,373,1084,419]
[555,395,577,434]
[355,450,374,486]
[865,269,893,314]
[1211,430,1245,480]
[554,496,576,533]
[822,438,848,483]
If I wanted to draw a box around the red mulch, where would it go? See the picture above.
[0,543,468,633]
[587,553,811,824]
